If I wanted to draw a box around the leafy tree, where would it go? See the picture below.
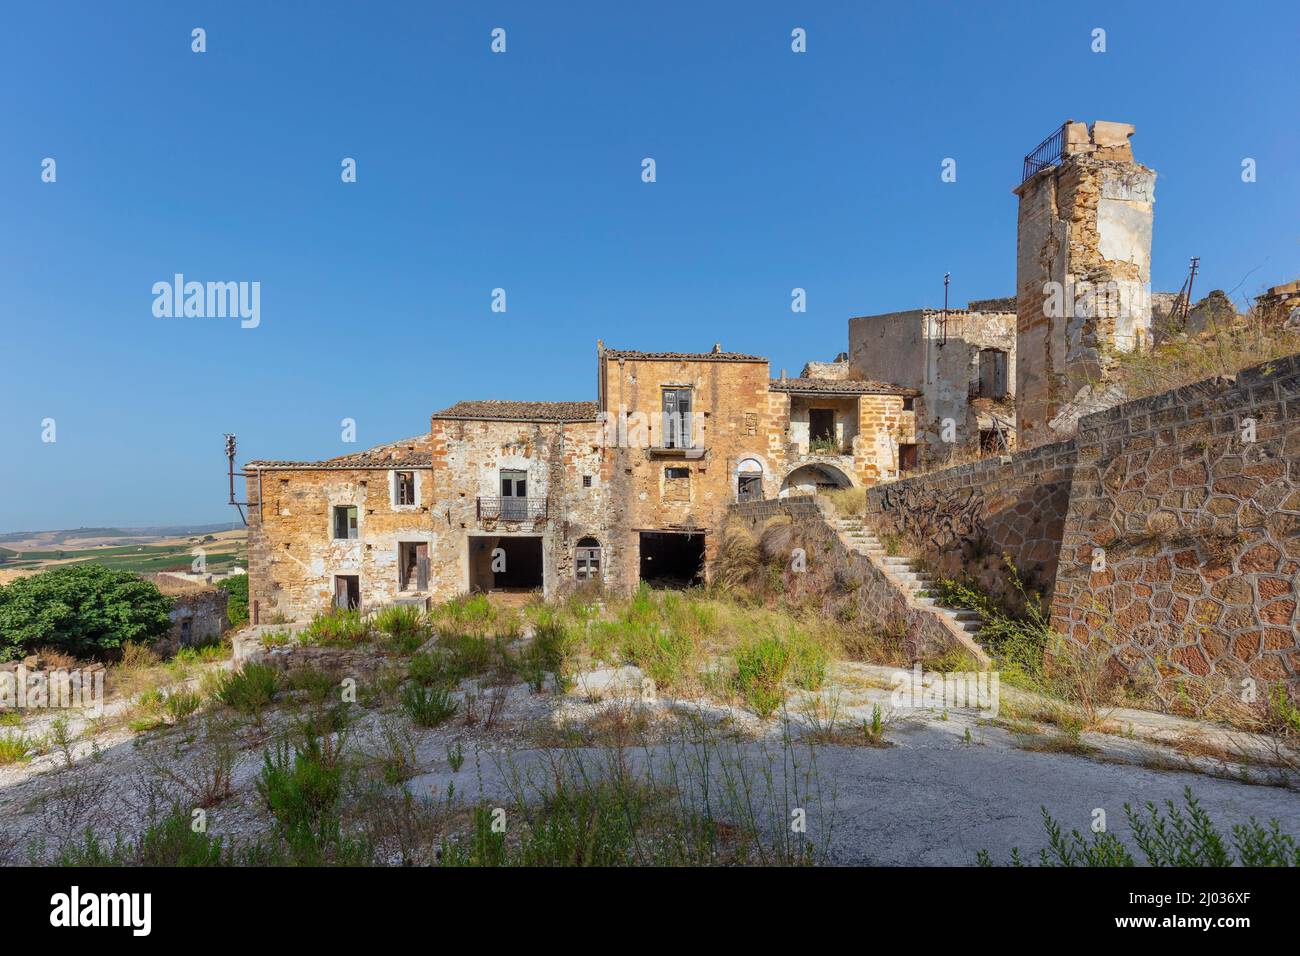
[218,574,249,628]
[0,565,173,660]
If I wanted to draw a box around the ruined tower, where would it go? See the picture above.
[1013,121,1156,445]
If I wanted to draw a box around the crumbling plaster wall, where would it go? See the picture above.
[1015,121,1155,448]
[428,418,607,601]
[849,309,1014,464]
[600,354,779,584]
[245,465,436,621]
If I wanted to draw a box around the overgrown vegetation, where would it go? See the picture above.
[0,566,173,660]
[934,559,1119,727]
[978,787,1299,866]
[218,574,249,628]
[1110,313,1300,401]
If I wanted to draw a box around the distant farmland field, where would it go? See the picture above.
[0,531,247,575]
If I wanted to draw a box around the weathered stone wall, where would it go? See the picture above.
[428,417,608,599]
[865,440,1076,608]
[600,353,780,580]
[1014,121,1155,447]
[246,462,435,621]
[848,308,1015,465]
[1052,356,1300,706]
[148,574,229,653]
[856,393,915,485]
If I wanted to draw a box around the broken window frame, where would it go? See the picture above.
[575,537,601,582]
[394,470,417,506]
[332,505,359,540]
[661,387,693,449]
[500,469,528,521]
[665,466,690,480]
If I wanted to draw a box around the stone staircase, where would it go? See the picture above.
[831,515,986,644]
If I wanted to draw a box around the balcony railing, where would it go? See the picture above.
[1021,122,1067,184]
[476,496,547,521]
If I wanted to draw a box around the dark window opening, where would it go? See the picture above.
[399,541,429,591]
[582,475,592,488]
[639,531,705,589]
[902,396,915,411]
[665,466,690,480]
[332,505,358,539]
[808,408,836,448]
[179,619,193,645]
[978,348,1009,399]
[899,444,919,473]
[575,536,601,582]
[737,473,762,502]
[661,388,693,448]
[395,471,416,505]
[333,575,360,610]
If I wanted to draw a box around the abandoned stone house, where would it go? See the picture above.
[245,343,924,619]
[244,117,1293,624]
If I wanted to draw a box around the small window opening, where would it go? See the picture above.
[333,505,358,539]
[395,471,416,505]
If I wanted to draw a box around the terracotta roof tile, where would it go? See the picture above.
[603,348,766,363]
[430,400,601,423]
[247,435,432,470]
[769,377,919,397]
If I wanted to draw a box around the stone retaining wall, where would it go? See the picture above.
[1052,357,1300,707]
[865,440,1076,608]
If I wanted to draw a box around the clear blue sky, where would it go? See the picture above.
[3,1,1297,531]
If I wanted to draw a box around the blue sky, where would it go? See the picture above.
[2,1,1297,530]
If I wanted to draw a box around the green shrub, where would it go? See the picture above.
[210,662,280,713]
[256,735,365,865]
[373,605,427,652]
[56,807,227,866]
[734,629,827,718]
[0,566,173,660]
[0,732,35,765]
[164,689,202,723]
[302,609,371,646]
[218,575,249,628]
[979,787,1300,867]
[400,682,459,727]
[408,651,452,687]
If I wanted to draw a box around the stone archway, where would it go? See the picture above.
[780,462,854,497]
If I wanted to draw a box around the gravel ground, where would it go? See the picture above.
[1,660,1297,866]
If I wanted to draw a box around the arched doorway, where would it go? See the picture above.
[780,462,853,497]
[736,457,764,502]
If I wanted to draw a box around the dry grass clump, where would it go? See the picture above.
[823,487,866,517]
[1112,314,1300,401]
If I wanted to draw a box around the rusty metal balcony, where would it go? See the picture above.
[476,496,547,521]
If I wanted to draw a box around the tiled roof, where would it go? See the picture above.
[430,400,601,423]
[247,435,432,470]
[769,377,919,397]
[603,348,767,363]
